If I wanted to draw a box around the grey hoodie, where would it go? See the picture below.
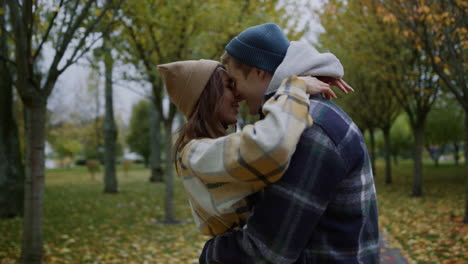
[267,40,344,93]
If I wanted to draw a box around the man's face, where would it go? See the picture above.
[226,61,270,115]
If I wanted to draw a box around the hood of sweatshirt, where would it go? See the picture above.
[267,40,345,93]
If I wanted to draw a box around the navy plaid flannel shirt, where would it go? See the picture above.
[199,95,380,264]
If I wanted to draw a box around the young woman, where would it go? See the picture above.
[157,59,349,236]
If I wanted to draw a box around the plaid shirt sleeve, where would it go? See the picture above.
[177,76,313,236]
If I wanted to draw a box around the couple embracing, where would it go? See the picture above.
[157,23,380,264]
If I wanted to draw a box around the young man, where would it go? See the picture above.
[199,23,380,263]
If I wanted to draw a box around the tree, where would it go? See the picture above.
[102,30,118,193]
[86,70,103,156]
[389,41,439,196]
[4,0,120,262]
[318,0,441,193]
[318,0,402,181]
[390,114,414,165]
[425,99,465,166]
[47,115,124,167]
[119,0,304,223]
[0,0,24,219]
[379,0,468,221]
[127,100,151,166]
[80,117,105,161]
[372,1,440,196]
[47,122,83,167]
[149,101,163,182]
[380,0,467,161]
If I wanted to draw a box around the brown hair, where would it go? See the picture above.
[220,52,253,79]
[173,65,228,164]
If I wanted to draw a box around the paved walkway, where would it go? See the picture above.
[380,230,410,264]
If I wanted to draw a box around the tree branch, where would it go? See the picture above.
[57,34,103,76]
[44,0,119,96]
[65,0,119,65]
[33,0,65,61]
[24,0,32,54]
[65,0,81,31]
[53,0,71,48]
[125,21,158,85]
[114,81,150,98]
[6,0,30,75]
[0,55,16,67]
[59,3,124,75]
[147,23,163,61]
[51,0,96,70]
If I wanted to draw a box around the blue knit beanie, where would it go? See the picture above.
[225,23,290,73]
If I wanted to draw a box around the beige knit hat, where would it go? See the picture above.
[157,59,220,119]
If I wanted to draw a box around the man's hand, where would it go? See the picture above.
[317,77,354,94]
[298,76,337,99]
[298,76,354,100]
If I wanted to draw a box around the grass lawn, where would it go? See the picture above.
[0,161,467,263]
[0,165,206,264]
[374,160,467,264]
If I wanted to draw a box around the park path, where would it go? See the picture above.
[380,230,410,264]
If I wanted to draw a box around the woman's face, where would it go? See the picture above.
[218,70,242,125]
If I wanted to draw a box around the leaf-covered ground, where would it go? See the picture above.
[0,166,207,263]
[0,161,466,263]
[375,161,467,264]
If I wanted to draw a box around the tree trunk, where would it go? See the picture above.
[20,103,46,263]
[464,110,468,224]
[0,2,24,218]
[453,142,459,165]
[412,123,424,197]
[464,169,468,224]
[437,144,447,167]
[0,86,24,219]
[103,33,118,194]
[95,73,101,147]
[149,102,163,182]
[425,146,439,167]
[369,128,376,177]
[163,119,176,223]
[465,110,468,167]
[383,127,392,184]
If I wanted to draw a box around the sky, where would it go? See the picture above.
[47,55,148,126]
[46,0,325,126]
